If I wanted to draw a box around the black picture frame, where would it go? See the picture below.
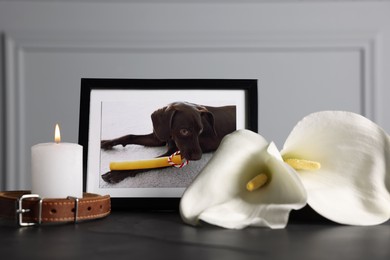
[79,78,258,210]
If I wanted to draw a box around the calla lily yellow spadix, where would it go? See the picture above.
[180,129,307,229]
[246,173,269,191]
[284,159,321,171]
[281,111,390,226]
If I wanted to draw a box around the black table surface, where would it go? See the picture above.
[1,208,389,260]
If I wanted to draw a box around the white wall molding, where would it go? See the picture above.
[3,30,381,189]
[3,35,26,189]
[8,31,380,51]
[2,0,385,3]
[9,31,380,118]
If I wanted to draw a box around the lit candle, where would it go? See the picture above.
[31,124,83,198]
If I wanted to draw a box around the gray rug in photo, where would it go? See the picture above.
[99,145,212,189]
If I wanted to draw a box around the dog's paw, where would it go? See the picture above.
[101,170,139,184]
[101,140,115,150]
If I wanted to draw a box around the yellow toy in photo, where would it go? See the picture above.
[109,152,186,171]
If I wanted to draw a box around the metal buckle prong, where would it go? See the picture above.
[67,196,79,223]
[16,194,42,227]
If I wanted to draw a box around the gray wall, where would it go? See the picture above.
[1,0,390,190]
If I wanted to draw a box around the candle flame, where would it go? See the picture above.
[55,124,61,143]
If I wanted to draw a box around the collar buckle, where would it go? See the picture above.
[16,194,42,227]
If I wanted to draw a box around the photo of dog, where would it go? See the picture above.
[99,101,237,187]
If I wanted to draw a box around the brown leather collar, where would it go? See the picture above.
[0,191,111,226]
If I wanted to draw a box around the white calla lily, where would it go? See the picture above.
[281,111,390,225]
[180,129,307,229]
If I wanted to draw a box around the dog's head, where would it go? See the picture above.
[151,102,215,160]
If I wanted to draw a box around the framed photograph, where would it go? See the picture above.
[79,78,258,209]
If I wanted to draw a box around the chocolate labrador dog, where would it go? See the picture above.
[101,102,236,183]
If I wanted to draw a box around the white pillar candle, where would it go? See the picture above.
[31,124,83,198]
